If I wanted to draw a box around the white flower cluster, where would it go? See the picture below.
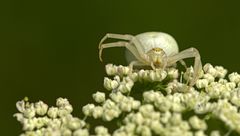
[83,91,141,122]
[15,63,240,136]
[14,98,88,136]
[105,64,167,82]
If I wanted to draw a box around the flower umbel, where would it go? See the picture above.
[14,63,240,136]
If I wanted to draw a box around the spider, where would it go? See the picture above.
[98,32,202,86]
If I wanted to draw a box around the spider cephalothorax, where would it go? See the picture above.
[145,47,167,69]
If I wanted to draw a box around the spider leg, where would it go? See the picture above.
[99,33,133,49]
[167,47,202,86]
[129,60,147,72]
[179,60,188,69]
[150,62,156,70]
[99,41,145,62]
[98,33,147,60]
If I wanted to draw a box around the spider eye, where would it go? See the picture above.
[152,48,162,52]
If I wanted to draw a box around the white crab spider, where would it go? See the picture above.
[99,32,202,86]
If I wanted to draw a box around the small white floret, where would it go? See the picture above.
[92,91,105,103]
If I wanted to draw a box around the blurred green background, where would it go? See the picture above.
[1,0,240,135]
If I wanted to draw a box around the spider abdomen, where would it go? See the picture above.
[136,32,179,56]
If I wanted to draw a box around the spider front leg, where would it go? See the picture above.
[99,41,129,61]
[98,33,133,49]
[167,47,202,86]
[99,41,146,63]
[98,33,147,60]
[129,61,147,72]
